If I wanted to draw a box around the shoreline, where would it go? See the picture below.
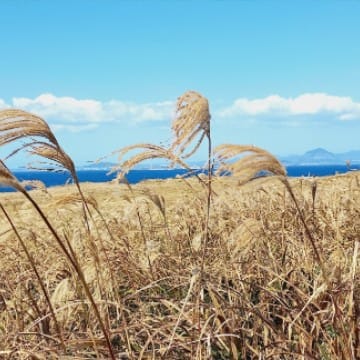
[1,171,358,200]
[0,165,358,194]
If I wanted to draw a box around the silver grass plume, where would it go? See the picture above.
[171,90,210,159]
[0,109,77,179]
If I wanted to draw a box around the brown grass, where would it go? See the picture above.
[0,96,359,359]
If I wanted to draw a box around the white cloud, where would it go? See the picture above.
[9,93,173,126]
[339,113,358,121]
[13,94,103,123]
[103,100,173,123]
[50,123,99,133]
[1,92,359,134]
[219,93,360,120]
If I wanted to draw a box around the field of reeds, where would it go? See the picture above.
[0,92,359,359]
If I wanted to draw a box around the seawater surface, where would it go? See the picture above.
[0,165,359,192]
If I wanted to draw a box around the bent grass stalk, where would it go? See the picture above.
[0,202,65,350]
[0,167,116,358]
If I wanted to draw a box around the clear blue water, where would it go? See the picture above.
[286,164,360,177]
[0,165,359,192]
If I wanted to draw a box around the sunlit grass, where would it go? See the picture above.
[0,94,359,359]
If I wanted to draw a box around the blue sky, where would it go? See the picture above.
[1,0,360,167]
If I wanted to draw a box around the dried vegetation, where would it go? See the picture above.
[0,93,359,359]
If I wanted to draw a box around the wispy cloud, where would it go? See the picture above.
[50,123,100,133]
[1,92,359,133]
[218,93,360,121]
[0,93,174,131]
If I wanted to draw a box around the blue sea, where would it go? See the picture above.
[0,165,359,193]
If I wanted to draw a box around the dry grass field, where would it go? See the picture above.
[0,92,359,359]
[0,172,359,359]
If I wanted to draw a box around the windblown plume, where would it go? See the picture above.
[215,144,326,274]
[214,144,287,184]
[0,109,77,178]
[0,109,58,146]
[0,111,115,358]
[171,90,210,158]
[0,109,92,229]
[28,142,76,174]
[110,143,194,180]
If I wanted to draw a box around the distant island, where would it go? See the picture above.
[278,148,360,166]
[76,148,360,171]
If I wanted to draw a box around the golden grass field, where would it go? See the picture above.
[0,92,359,359]
[0,172,359,359]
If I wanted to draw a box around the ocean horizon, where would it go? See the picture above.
[0,164,359,193]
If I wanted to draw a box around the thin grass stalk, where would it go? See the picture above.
[136,206,155,279]
[75,181,92,233]
[23,283,48,333]
[62,233,110,358]
[165,270,199,355]
[89,206,124,305]
[311,181,317,226]
[201,132,212,272]
[349,240,359,359]
[7,187,116,359]
[184,109,212,347]
[0,203,66,351]
[122,182,155,279]
[281,178,328,282]
[198,132,213,338]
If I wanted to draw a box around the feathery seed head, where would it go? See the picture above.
[110,143,193,181]
[0,109,76,178]
[171,91,211,158]
[215,144,286,184]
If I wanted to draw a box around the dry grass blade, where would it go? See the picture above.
[172,90,210,158]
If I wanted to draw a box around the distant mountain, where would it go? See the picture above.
[280,148,360,165]
[76,160,205,171]
[299,148,338,165]
[74,149,360,170]
[77,161,116,170]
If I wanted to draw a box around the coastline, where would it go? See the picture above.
[1,170,358,202]
[0,165,358,193]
